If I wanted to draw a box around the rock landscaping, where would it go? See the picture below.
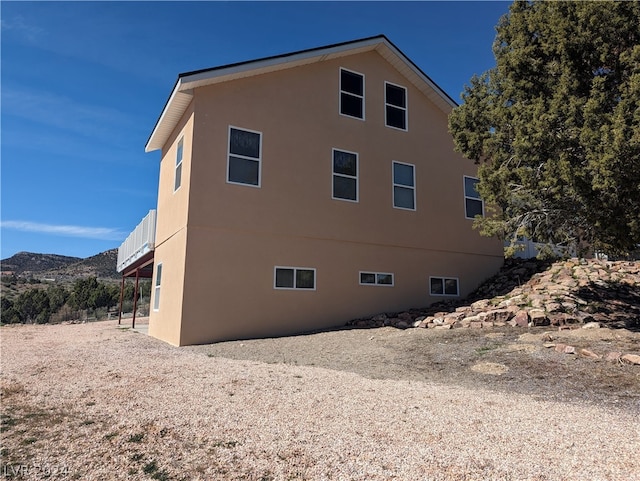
[349,258,640,364]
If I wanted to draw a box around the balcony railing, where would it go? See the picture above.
[117,210,156,273]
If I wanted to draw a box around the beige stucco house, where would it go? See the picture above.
[120,35,503,346]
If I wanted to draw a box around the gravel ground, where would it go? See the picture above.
[1,320,639,481]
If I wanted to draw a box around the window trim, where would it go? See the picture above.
[384,81,408,131]
[226,125,263,188]
[339,67,365,121]
[274,266,317,291]
[153,263,163,311]
[359,271,395,287]
[174,137,184,192]
[332,148,359,203]
[392,161,416,211]
[429,276,460,297]
[463,175,484,219]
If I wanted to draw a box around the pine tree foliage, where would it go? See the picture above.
[449,1,640,256]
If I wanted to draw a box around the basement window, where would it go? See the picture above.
[274,267,316,290]
[429,276,459,297]
[360,271,394,286]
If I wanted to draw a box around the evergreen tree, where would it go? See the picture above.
[449,1,640,256]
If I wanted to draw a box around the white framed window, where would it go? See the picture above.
[385,82,407,131]
[274,266,316,290]
[332,149,358,202]
[174,137,184,191]
[359,271,394,286]
[153,263,163,311]
[340,68,364,120]
[429,276,459,297]
[464,176,484,219]
[393,161,416,210]
[227,126,262,187]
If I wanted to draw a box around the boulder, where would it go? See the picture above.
[621,354,640,365]
[529,309,549,326]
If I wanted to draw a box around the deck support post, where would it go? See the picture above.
[118,275,125,325]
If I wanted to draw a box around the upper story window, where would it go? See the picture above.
[385,82,407,131]
[340,68,364,120]
[332,149,358,202]
[274,266,316,290]
[174,138,184,191]
[464,176,484,219]
[227,126,262,187]
[392,161,416,210]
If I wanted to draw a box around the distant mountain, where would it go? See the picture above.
[1,252,81,275]
[1,249,119,281]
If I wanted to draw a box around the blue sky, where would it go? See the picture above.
[1,1,510,259]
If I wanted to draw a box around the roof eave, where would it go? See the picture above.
[145,35,457,153]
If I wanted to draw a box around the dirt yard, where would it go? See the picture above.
[195,323,640,410]
[1,320,639,480]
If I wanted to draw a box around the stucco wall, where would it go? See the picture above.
[151,49,503,345]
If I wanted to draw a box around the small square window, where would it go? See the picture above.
[340,68,364,119]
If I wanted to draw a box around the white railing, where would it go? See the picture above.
[117,210,157,273]
[508,238,574,259]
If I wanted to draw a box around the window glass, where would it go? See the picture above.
[464,176,480,198]
[340,93,363,118]
[386,106,406,130]
[275,268,294,288]
[393,163,414,187]
[430,277,444,295]
[341,70,363,95]
[296,269,315,289]
[230,128,260,158]
[360,273,376,284]
[465,198,484,218]
[394,186,415,210]
[445,278,459,296]
[229,157,260,186]
[333,176,357,201]
[333,150,357,176]
[386,84,406,108]
[377,274,393,285]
